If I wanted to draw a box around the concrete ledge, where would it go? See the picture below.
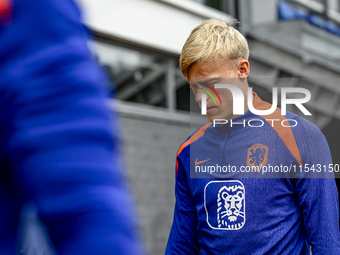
[108,99,208,127]
[158,0,233,21]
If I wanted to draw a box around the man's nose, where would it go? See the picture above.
[195,89,206,105]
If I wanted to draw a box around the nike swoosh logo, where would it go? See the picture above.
[195,158,210,166]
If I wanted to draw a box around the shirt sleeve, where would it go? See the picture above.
[292,119,340,254]
[0,0,143,254]
[165,150,200,254]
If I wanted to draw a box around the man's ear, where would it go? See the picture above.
[238,60,250,79]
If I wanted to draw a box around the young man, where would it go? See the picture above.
[165,19,340,254]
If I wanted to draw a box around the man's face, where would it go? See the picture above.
[187,59,248,122]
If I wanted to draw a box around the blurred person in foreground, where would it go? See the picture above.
[0,0,143,254]
[165,19,340,254]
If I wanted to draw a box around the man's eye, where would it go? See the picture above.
[198,82,216,89]
[189,84,198,91]
[204,83,216,88]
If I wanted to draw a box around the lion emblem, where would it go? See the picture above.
[217,184,245,230]
[247,144,269,169]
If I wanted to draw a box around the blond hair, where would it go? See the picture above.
[180,19,249,77]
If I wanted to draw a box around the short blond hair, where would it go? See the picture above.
[180,19,249,77]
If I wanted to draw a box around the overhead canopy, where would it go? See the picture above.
[77,0,233,55]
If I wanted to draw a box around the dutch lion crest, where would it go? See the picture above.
[247,144,269,169]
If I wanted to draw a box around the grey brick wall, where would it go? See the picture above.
[119,116,192,255]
